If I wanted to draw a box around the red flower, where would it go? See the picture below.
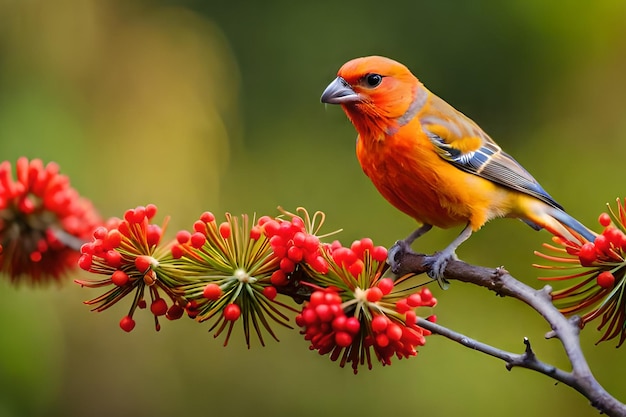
[535,198,626,346]
[296,238,436,373]
[75,205,185,332]
[170,212,298,347]
[0,158,101,284]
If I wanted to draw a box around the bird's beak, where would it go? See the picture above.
[320,77,360,104]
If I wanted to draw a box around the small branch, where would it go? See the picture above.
[416,319,572,381]
[396,251,626,417]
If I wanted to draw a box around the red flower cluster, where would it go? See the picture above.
[0,157,101,284]
[535,198,626,346]
[76,205,184,332]
[297,239,436,373]
[73,203,438,367]
[170,212,297,347]
[259,213,327,285]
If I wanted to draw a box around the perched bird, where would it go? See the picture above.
[321,55,595,284]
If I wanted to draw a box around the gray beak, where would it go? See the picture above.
[320,77,360,104]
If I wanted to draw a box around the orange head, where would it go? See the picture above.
[321,56,423,138]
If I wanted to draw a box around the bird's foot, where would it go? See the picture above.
[387,239,416,275]
[423,251,457,290]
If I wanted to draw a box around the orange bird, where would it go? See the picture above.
[321,56,595,284]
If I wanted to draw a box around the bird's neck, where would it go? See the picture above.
[345,110,393,142]
[343,86,428,143]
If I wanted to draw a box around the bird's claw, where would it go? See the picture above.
[386,239,415,275]
[423,252,454,290]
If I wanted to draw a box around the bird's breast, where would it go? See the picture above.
[356,128,502,229]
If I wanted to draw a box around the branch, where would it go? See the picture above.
[393,251,626,417]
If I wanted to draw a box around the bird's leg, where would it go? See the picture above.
[387,224,433,275]
[424,223,473,288]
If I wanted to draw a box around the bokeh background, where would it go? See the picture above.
[1,0,625,416]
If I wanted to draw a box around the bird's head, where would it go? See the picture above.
[321,56,422,138]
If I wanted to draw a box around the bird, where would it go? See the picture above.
[320,55,595,286]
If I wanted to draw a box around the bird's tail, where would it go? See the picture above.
[540,205,597,243]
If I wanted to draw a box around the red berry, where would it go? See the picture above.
[105,229,123,249]
[595,235,610,255]
[166,304,184,320]
[78,254,92,271]
[146,225,162,247]
[270,270,289,286]
[309,291,326,307]
[279,257,295,273]
[348,259,364,278]
[350,240,364,259]
[386,322,403,341]
[223,303,241,321]
[420,288,433,303]
[315,304,333,322]
[263,286,277,300]
[599,213,612,227]
[345,317,361,334]
[290,216,305,230]
[309,256,328,274]
[193,220,206,233]
[105,250,122,268]
[135,255,151,272]
[292,232,306,248]
[405,310,417,325]
[375,333,389,347]
[278,221,294,238]
[597,271,616,289]
[332,315,347,331]
[171,244,184,259]
[366,287,383,302]
[407,293,423,307]
[203,283,222,300]
[371,315,389,333]
[250,226,262,240]
[333,247,356,266]
[324,291,342,305]
[371,246,388,262]
[145,204,158,219]
[263,220,280,236]
[359,238,374,254]
[200,211,215,223]
[111,270,129,286]
[151,298,168,316]
[604,227,624,247]
[119,315,136,332]
[117,222,130,237]
[377,278,394,295]
[93,226,107,240]
[257,215,272,226]
[176,230,191,244]
[132,206,146,223]
[395,299,411,313]
[579,242,597,266]
[335,331,353,347]
[287,246,304,262]
[123,209,135,223]
[304,235,320,252]
[190,232,206,248]
[219,222,231,239]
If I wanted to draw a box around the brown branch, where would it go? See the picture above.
[393,251,626,417]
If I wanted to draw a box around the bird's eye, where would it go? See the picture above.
[364,73,383,88]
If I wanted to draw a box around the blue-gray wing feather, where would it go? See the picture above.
[427,132,563,211]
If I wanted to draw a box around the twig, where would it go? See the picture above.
[393,251,626,417]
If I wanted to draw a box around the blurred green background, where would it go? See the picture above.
[1,0,626,416]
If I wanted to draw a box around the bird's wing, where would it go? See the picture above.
[421,93,563,210]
